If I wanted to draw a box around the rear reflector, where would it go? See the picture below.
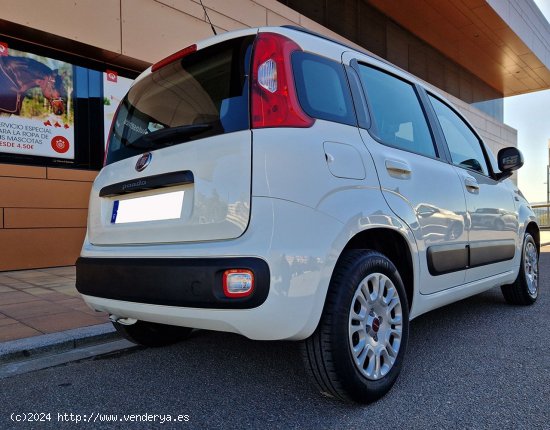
[151,44,197,72]
[223,269,254,298]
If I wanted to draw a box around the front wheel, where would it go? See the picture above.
[501,233,539,305]
[302,250,409,403]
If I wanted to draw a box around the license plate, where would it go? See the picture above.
[111,191,184,224]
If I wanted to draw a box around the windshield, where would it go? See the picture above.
[105,36,254,165]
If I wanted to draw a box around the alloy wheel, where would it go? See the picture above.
[348,272,403,380]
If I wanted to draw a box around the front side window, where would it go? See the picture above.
[429,95,489,176]
[357,64,437,158]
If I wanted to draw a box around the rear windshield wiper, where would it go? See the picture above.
[125,124,212,149]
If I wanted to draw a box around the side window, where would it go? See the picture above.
[292,52,356,126]
[357,64,437,158]
[429,95,489,176]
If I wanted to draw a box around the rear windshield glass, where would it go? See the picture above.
[105,36,254,165]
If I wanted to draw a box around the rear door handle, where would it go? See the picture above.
[464,177,479,192]
[385,159,412,178]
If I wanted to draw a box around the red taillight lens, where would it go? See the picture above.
[151,44,197,72]
[223,269,254,298]
[251,33,314,128]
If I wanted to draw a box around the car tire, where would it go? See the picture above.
[501,233,539,305]
[302,250,409,403]
[113,320,193,347]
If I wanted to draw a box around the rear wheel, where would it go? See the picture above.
[302,250,409,403]
[501,233,539,305]
[113,320,193,347]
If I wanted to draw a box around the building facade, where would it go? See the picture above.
[0,0,549,270]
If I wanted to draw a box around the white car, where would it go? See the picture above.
[76,26,540,403]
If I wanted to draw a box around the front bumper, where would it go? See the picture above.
[76,257,270,309]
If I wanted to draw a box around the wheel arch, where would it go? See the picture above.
[525,221,540,253]
[338,227,415,310]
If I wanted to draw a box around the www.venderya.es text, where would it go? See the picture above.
[10,412,190,424]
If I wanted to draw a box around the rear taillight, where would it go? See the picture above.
[103,101,122,166]
[151,44,197,72]
[251,32,314,128]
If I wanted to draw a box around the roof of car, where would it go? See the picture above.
[281,25,407,76]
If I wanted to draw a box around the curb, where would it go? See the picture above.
[0,323,120,365]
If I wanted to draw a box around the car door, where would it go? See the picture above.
[343,52,469,294]
[425,94,519,283]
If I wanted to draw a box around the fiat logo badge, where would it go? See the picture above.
[135,152,152,172]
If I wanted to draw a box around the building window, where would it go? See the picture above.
[0,39,135,170]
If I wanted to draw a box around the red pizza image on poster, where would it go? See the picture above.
[51,135,70,153]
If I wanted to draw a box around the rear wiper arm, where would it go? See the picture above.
[125,124,212,149]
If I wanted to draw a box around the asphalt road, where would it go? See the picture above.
[1,251,549,430]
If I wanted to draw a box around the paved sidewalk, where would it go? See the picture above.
[0,266,107,342]
[541,229,550,245]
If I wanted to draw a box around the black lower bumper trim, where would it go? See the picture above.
[76,257,270,309]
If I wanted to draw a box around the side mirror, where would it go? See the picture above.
[496,147,524,181]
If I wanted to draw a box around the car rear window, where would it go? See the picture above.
[292,52,356,126]
[105,36,254,166]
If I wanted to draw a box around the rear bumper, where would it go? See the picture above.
[76,257,270,309]
[78,197,344,340]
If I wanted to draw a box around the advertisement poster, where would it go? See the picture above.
[103,70,133,148]
[0,42,74,159]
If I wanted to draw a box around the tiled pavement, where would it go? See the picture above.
[0,267,107,342]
